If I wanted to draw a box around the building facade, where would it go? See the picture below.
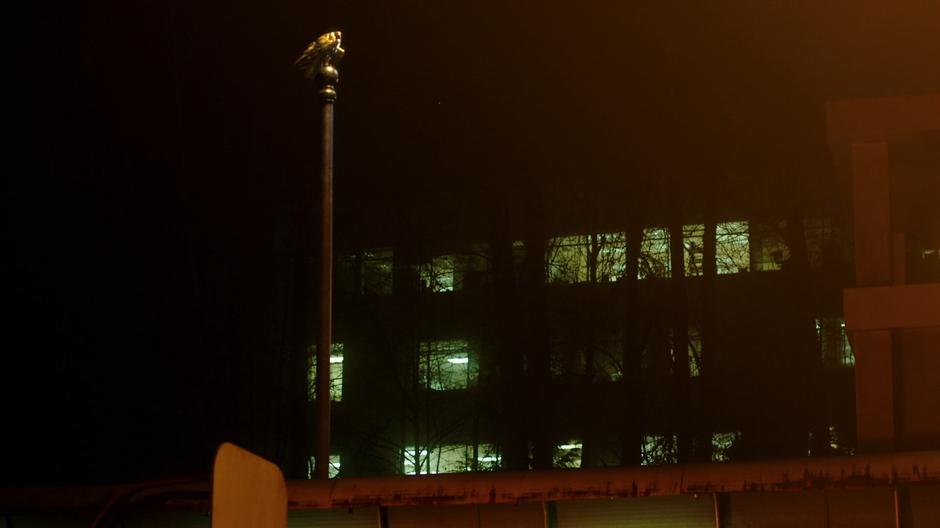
[300,94,940,483]
[317,205,860,478]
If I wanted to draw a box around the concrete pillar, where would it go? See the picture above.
[850,142,893,286]
[849,141,896,452]
[852,330,896,452]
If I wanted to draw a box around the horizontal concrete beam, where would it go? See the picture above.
[826,94,940,145]
[4,452,939,513]
[287,451,940,509]
[844,283,940,331]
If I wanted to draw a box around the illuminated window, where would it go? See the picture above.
[750,220,790,271]
[362,248,393,295]
[403,444,498,475]
[641,435,677,466]
[307,454,341,479]
[711,432,740,462]
[683,224,705,277]
[687,326,702,377]
[403,447,429,475]
[435,445,471,474]
[308,343,344,401]
[418,340,477,390]
[716,221,750,274]
[595,232,627,282]
[547,232,628,284]
[418,246,490,293]
[638,228,671,279]
[419,255,456,292]
[553,441,583,469]
[816,318,854,367]
[547,235,590,283]
[476,444,501,471]
[403,446,467,475]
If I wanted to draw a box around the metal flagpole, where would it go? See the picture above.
[296,31,344,480]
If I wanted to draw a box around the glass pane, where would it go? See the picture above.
[548,235,590,283]
[309,343,344,401]
[688,326,702,377]
[419,246,491,293]
[477,443,501,471]
[751,220,790,271]
[641,434,678,465]
[418,340,477,390]
[403,447,429,475]
[307,454,341,479]
[711,432,740,462]
[639,227,671,279]
[716,221,750,274]
[683,224,705,277]
[817,317,855,368]
[553,440,583,468]
[419,255,456,292]
[404,444,496,474]
[595,232,627,282]
[805,218,835,267]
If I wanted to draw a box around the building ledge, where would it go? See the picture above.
[287,450,940,509]
[844,283,940,331]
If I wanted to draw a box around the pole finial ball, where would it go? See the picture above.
[318,65,339,85]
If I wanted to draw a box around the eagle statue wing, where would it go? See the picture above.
[295,31,344,79]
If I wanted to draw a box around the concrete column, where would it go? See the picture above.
[850,142,893,286]
[849,141,896,452]
[853,330,896,452]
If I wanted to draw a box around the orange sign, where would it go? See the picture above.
[211,443,287,528]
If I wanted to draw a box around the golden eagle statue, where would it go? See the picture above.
[295,31,345,80]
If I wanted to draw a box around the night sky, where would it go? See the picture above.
[5,1,939,485]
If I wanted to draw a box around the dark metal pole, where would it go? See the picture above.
[314,77,335,481]
[296,31,344,480]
